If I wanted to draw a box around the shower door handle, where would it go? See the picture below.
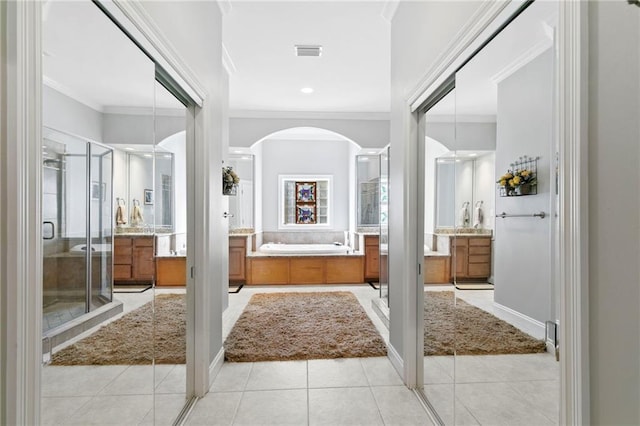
[43,221,55,240]
[223,212,234,218]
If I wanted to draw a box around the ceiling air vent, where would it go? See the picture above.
[295,45,322,57]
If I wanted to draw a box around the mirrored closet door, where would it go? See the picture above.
[41,2,194,424]
[417,2,560,424]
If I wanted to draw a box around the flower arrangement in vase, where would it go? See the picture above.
[497,168,537,196]
[222,166,240,195]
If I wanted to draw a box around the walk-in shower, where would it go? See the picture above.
[42,127,121,343]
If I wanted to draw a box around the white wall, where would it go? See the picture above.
[230,116,389,148]
[588,2,640,424]
[43,85,103,142]
[425,121,496,151]
[390,0,483,367]
[260,139,351,231]
[494,49,553,324]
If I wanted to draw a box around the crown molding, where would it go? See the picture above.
[102,105,185,117]
[490,38,553,85]
[381,0,400,23]
[104,0,206,106]
[229,110,390,121]
[43,76,104,112]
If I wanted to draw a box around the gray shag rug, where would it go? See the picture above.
[224,291,388,362]
[51,294,185,365]
[425,291,547,356]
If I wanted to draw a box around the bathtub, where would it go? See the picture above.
[70,243,112,253]
[259,243,350,255]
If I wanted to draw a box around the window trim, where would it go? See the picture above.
[278,174,333,229]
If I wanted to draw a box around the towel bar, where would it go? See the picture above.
[495,211,546,219]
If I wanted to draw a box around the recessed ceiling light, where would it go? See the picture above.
[367,151,377,154]
[143,154,153,158]
[125,147,134,151]
[301,87,314,94]
[164,154,172,158]
[233,150,243,154]
[470,153,477,157]
[241,156,251,160]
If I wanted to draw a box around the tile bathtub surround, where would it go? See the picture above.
[261,231,346,245]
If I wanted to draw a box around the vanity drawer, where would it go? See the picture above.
[453,237,468,247]
[469,246,490,255]
[114,264,132,280]
[114,246,132,265]
[468,263,491,277]
[469,254,490,264]
[114,237,132,247]
[469,238,491,246]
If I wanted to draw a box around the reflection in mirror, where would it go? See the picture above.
[378,148,390,304]
[41,1,189,425]
[417,2,559,424]
[356,155,380,228]
[227,154,254,231]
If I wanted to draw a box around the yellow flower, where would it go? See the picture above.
[521,170,530,177]
[513,176,522,185]
[499,179,506,187]
[508,179,514,187]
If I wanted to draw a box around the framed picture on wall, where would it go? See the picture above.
[144,189,154,205]
[295,181,316,202]
[91,181,106,201]
[296,203,316,224]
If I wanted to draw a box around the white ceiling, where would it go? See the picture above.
[428,0,557,120]
[43,0,183,111]
[223,1,391,113]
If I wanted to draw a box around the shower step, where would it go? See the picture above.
[42,300,124,356]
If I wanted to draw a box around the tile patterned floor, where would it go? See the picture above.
[41,284,560,425]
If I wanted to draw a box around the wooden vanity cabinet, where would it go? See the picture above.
[364,235,380,281]
[114,236,155,283]
[229,236,247,283]
[450,236,491,281]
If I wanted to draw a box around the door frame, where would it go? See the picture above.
[1,1,213,423]
[403,1,589,424]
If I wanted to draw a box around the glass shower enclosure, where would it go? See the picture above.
[42,127,115,338]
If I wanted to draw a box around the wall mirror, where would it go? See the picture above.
[356,155,380,228]
[227,154,255,230]
[417,2,560,424]
[434,151,495,229]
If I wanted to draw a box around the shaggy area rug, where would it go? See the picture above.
[425,291,547,356]
[224,292,387,362]
[51,294,185,365]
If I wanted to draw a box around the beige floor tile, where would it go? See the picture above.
[309,387,383,425]
[185,392,242,426]
[63,394,153,425]
[41,396,92,425]
[360,357,404,386]
[139,394,189,426]
[244,360,307,391]
[210,362,253,393]
[41,365,128,397]
[232,389,308,426]
[308,358,369,388]
[371,386,435,426]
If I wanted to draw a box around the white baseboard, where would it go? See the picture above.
[208,347,225,389]
[493,302,546,340]
[387,343,404,379]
